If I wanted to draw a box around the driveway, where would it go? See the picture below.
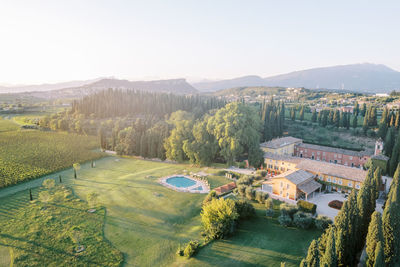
[308,192,346,219]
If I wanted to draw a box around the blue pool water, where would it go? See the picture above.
[166,176,196,188]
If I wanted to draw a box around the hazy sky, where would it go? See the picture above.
[0,0,399,84]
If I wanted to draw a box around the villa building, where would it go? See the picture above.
[264,152,366,194]
[262,169,321,201]
[261,136,371,168]
[260,136,302,156]
[294,143,370,168]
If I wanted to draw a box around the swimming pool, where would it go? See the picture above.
[159,175,210,193]
[166,176,196,188]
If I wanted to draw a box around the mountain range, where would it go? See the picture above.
[1,63,400,97]
[192,63,400,93]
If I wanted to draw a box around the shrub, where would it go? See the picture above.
[237,185,247,197]
[235,199,255,219]
[315,215,333,230]
[176,245,183,256]
[203,190,218,206]
[257,170,267,177]
[255,191,268,204]
[280,203,298,218]
[245,187,255,201]
[328,200,343,210]
[265,198,274,210]
[238,161,246,168]
[293,211,314,229]
[266,208,274,217]
[237,175,254,186]
[201,198,239,240]
[183,240,199,258]
[278,213,292,227]
[297,200,317,214]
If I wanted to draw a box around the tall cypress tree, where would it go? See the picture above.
[373,241,385,267]
[301,239,320,267]
[311,109,317,123]
[352,115,358,129]
[383,164,400,266]
[321,227,337,267]
[366,211,383,267]
[385,127,395,157]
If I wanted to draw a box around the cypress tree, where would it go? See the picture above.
[335,228,346,266]
[299,106,305,121]
[395,112,400,129]
[304,239,320,267]
[311,109,317,123]
[366,211,383,267]
[361,103,367,117]
[321,227,337,267]
[383,164,400,266]
[29,188,33,201]
[373,241,384,267]
[352,115,358,129]
[389,134,400,176]
[384,127,395,157]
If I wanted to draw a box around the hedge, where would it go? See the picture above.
[297,200,317,214]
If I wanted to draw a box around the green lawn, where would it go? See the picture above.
[0,156,320,266]
[0,246,10,267]
[187,206,321,267]
[0,185,123,266]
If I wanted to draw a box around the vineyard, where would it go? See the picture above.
[0,119,102,188]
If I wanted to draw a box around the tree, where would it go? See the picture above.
[164,111,194,163]
[311,109,317,123]
[385,127,395,157]
[183,119,218,166]
[395,112,400,129]
[207,103,262,166]
[366,211,383,267]
[361,103,367,117]
[321,226,337,267]
[203,190,218,206]
[299,106,305,121]
[303,239,320,267]
[201,198,239,240]
[373,241,385,267]
[383,164,400,266]
[352,115,358,129]
[73,163,81,179]
[354,101,359,116]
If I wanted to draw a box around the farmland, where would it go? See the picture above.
[0,118,102,188]
[0,156,320,267]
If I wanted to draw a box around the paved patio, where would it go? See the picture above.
[308,192,346,219]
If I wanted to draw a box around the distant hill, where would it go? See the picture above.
[20,78,198,99]
[0,78,106,93]
[192,75,266,92]
[192,63,400,93]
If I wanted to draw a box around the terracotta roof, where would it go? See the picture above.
[260,136,302,149]
[296,159,367,182]
[264,153,367,183]
[298,180,322,194]
[214,182,236,195]
[272,169,314,185]
[297,143,368,157]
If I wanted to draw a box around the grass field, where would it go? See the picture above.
[0,118,102,188]
[0,185,123,266]
[0,156,320,267]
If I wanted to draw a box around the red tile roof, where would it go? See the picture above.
[214,182,237,195]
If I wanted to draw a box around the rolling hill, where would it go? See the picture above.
[192,63,400,93]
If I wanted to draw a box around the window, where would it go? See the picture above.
[287,184,290,189]
[338,154,342,159]
[327,177,331,182]
[334,154,337,158]
[286,192,289,198]
[350,156,353,160]
[356,183,360,189]
[317,151,320,155]
[323,152,326,156]
[319,176,323,180]
[333,178,337,184]
[280,182,283,188]
[348,182,353,187]
[338,179,342,185]
[305,149,308,152]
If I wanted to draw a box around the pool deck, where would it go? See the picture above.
[159,175,210,194]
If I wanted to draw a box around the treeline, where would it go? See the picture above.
[301,167,383,266]
[71,89,226,118]
[260,99,285,142]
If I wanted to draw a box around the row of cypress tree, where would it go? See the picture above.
[260,99,285,142]
[300,167,382,266]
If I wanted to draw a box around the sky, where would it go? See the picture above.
[0,0,400,85]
